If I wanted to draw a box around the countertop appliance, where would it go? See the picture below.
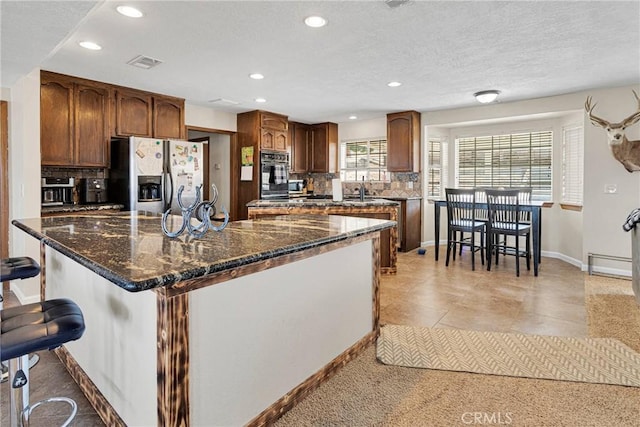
[288,179,304,197]
[80,178,107,204]
[260,151,289,199]
[41,177,74,206]
[109,136,204,214]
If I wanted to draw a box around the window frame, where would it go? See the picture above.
[426,136,448,200]
[339,137,389,182]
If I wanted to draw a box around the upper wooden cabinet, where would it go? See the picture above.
[114,90,185,139]
[259,112,288,151]
[387,110,420,172]
[309,122,338,173]
[41,72,109,167]
[153,95,185,139]
[115,89,153,137]
[288,122,309,173]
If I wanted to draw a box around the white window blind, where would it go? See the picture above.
[562,125,583,205]
[427,137,448,199]
[340,139,389,182]
[456,131,553,200]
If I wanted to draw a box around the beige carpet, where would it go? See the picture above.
[275,275,640,426]
[376,325,640,387]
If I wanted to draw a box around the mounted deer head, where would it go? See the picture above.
[585,90,640,172]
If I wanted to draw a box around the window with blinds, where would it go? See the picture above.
[456,131,553,200]
[427,137,448,199]
[339,139,389,182]
[562,125,583,205]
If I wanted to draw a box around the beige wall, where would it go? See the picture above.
[185,103,236,132]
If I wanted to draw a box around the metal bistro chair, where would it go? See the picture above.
[485,189,532,277]
[445,188,485,271]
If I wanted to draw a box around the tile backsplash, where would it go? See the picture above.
[290,172,421,198]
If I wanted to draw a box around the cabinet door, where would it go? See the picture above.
[41,78,74,166]
[116,89,152,137]
[261,113,288,132]
[289,122,308,173]
[310,123,338,173]
[387,111,420,172]
[261,129,275,150]
[153,96,185,139]
[273,130,287,152]
[75,83,109,167]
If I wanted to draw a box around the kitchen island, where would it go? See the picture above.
[12,212,394,426]
[247,198,399,273]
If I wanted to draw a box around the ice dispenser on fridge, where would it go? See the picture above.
[138,176,162,201]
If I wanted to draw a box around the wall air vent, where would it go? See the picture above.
[126,55,163,69]
[384,0,412,8]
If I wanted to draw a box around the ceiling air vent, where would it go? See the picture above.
[208,98,240,106]
[126,55,163,69]
[384,0,412,8]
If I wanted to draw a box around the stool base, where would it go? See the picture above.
[1,354,39,383]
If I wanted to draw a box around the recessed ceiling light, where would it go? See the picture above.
[474,90,501,104]
[255,98,267,103]
[117,6,143,18]
[249,73,264,80]
[387,81,402,87]
[304,16,327,28]
[349,115,358,120]
[79,41,102,50]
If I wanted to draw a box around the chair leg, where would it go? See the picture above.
[446,230,452,267]
[471,231,476,271]
[480,230,485,265]
[487,232,492,271]
[526,233,531,271]
[515,234,520,277]
[10,354,30,427]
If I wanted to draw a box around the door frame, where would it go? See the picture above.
[1,101,9,293]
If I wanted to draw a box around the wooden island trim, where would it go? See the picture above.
[248,205,398,274]
[43,232,382,426]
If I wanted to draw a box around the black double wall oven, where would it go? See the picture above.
[260,151,289,199]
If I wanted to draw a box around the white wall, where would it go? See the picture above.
[185,103,237,132]
[7,68,42,302]
[187,130,231,213]
[422,84,640,271]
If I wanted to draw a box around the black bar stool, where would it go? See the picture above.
[1,257,42,383]
[1,298,86,427]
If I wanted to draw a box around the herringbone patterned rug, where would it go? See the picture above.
[377,325,640,387]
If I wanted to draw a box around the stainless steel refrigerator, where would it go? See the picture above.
[109,136,204,214]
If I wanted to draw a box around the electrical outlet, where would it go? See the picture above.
[604,184,617,194]
[407,181,413,189]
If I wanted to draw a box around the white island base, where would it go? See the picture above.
[44,234,380,426]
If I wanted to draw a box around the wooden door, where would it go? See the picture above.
[75,83,109,166]
[116,89,152,137]
[261,129,275,150]
[41,77,74,165]
[273,130,287,152]
[154,96,185,139]
[289,122,308,173]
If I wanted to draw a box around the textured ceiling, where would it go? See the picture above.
[2,1,639,123]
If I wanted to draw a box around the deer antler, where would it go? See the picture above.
[585,96,611,128]
[621,90,640,128]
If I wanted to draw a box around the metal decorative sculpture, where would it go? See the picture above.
[585,90,640,172]
[161,184,229,238]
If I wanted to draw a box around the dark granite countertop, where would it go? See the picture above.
[12,212,394,293]
[246,198,400,208]
[41,203,124,214]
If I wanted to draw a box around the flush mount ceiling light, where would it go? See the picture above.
[349,115,358,120]
[474,90,501,104]
[387,81,402,87]
[116,5,143,18]
[249,73,264,80]
[255,98,267,103]
[304,16,327,28]
[79,41,102,50]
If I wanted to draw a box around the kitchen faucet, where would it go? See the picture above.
[359,177,366,201]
